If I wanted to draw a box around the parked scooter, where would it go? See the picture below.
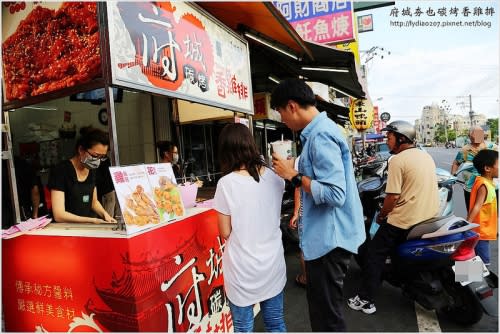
[354,154,389,181]
[356,162,498,325]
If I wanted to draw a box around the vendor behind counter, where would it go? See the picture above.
[48,127,116,224]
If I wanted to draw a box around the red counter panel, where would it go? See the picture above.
[2,209,232,332]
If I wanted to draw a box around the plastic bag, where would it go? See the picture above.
[369,212,380,239]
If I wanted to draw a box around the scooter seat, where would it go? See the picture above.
[357,176,385,193]
[406,215,476,240]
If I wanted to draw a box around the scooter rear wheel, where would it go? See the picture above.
[439,275,484,325]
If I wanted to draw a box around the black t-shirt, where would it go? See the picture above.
[48,160,96,218]
[96,159,114,199]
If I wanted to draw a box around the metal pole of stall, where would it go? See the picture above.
[361,131,366,156]
[98,3,119,166]
[248,115,253,135]
[209,125,215,182]
[104,85,120,166]
[2,111,21,224]
[264,121,269,162]
[203,124,209,183]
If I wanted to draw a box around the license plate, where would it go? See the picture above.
[452,256,490,286]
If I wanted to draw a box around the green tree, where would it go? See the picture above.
[487,118,498,139]
[434,124,456,143]
[434,124,446,143]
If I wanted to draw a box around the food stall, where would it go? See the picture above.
[2,2,366,332]
[2,1,253,331]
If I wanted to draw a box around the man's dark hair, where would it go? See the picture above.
[218,123,264,182]
[473,149,498,175]
[157,140,177,158]
[270,78,316,110]
[76,126,109,152]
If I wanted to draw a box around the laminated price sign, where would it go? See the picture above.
[349,98,374,130]
[109,164,185,235]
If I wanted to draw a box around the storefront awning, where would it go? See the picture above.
[198,2,313,60]
[198,2,366,99]
[317,99,350,126]
[249,41,366,99]
[301,41,366,99]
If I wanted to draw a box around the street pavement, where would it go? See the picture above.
[254,147,498,332]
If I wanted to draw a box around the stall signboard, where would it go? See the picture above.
[273,1,355,45]
[373,106,381,133]
[349,98,374,131]
[357,14,374,33]
[109,164,186,235]
[333,12,360,66]
[2,2,101,103]
[2,210,232,332]
[107,2,253,114]
[253,93,281,122]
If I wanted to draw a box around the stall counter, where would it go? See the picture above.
[2,208,232,332]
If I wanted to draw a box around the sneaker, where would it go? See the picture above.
[347,295,377,314]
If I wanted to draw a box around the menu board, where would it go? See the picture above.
[2,2,101,102]
[144,163,186,221]
[109,164,185,235]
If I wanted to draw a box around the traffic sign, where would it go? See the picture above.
[380,112,391,122]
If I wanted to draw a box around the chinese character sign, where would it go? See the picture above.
[110,164,186,235]
[373,106,380,133]
[2,209,231,332]
[349,98,374,130]
[107,1,253,114]
[273,1,354,44]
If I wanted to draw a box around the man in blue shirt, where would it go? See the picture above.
[271,79,365,331]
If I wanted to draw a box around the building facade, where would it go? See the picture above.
[415,102,487,145]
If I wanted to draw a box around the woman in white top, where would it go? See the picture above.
[214,123,286,332]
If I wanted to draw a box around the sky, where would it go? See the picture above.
[357,0,499,124]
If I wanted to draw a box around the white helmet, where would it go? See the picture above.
[382,121,416,142]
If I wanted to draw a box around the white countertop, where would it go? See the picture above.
[21,207,212,239]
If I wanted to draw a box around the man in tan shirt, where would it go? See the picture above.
[348,120,439,315]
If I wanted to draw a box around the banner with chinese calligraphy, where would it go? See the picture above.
[109,164,186,235]
[2,2,101,103]
[2,209,233,332]
[273,1,355,45]
[349,98,374,130]
[107,2,253,114]
[373,106,381,133]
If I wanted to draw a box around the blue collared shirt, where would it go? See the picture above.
[298,112,366,260]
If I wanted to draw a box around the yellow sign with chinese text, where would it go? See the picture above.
[349,98,374,130]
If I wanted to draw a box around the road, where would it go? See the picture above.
[254,147,498,332]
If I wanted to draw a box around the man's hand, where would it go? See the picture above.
[272,153,296,180]
[376,214,386,224]
[289,213,299,229]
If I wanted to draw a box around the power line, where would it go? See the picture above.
[370,95,498,99]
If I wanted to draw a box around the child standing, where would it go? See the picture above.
[467,149,498,266]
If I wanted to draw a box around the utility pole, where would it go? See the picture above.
[439,100,451,145]
[468,94,474,125]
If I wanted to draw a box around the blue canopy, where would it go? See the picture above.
[354,133,385,141]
